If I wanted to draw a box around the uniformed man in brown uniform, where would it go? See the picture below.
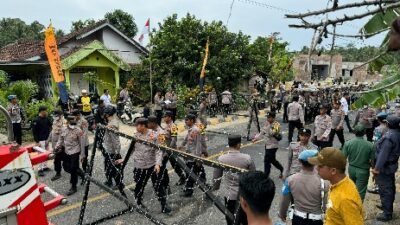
[50,110,65,181]
[279,150,329,225]
[55,116,85,195]
[284,128,317,179]
[163,111,186,185]
[313,104,332,149]
[328,101,345,148]
[130,118,171,213]
[73,110,89,174]
[179,114,208,197]
[353,104,376,142]
[287,95,304,142]
[213,135,256,225]
[253,111,283,177]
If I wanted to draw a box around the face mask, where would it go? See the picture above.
[53,116,60,120]
[68,125,75,129]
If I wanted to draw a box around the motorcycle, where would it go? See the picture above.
[117,98,143,125]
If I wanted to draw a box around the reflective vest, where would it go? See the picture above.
[81,96,91,112]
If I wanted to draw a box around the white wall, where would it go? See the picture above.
[101,27,143,65]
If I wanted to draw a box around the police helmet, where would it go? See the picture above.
[104,105,116,117]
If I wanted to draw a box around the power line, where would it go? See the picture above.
[226,0,236,26]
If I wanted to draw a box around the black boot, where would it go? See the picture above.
[176,176,186,186]
[51,173,61,181]
[376,213,392,222]
[161,201,171,214]
[67,186,77,196]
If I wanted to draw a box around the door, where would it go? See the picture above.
[69,73,89,96]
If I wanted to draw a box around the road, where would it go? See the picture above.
[37,112,399,225]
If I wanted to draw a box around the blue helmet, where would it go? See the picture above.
[7,95,17,101]
[377,112,388,119]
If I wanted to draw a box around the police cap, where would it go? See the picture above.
[299,128,312,136]
[266,111,276,118]
[163,110,174,117]
[228,135,242,147]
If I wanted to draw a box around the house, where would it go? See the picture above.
[292,54,370,82]
[0,20,148,99]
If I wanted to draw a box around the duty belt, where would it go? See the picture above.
[294,210,324,221]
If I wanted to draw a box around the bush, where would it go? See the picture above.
[3,80,38,107]
[25,100,55,121]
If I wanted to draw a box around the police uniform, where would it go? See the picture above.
[102,117,124,192]
[75,115,89,172]
[313,106,332,149]
[56,120,85,195]
[374,116,400,221]
[280,150,329,225]
[7,98,24,145]
[154,94,164,125]
[198,102,207,126]
[180,115,208,197]
[353,106,376,141]
[328,107,345,147]
[164,91,178,122]
[164,112,186,183]
[253,112,283,177]
[284,129,317,178]
[287,98,304,142]
[221,90,232,116]
[153,124,171,192]
[132,124,168,211]
[50,112,65,180]
[208,90,218,117]
[213,135,256,225]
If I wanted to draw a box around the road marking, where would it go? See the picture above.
[47,140,263,218]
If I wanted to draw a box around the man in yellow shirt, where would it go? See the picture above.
[80,89,92,116]
[308,147,364,225]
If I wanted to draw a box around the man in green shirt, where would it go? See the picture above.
[342,124,374,201]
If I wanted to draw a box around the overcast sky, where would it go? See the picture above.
[1,0,384,50]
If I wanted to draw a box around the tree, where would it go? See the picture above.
[70,19,96,32]
[249,36,294,83]
[105,9,138,38]
[148,13,253,91]
[0,18,45,48]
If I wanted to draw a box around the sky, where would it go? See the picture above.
[0,0,385,50]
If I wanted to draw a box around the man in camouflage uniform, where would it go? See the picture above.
[198,97,208,127]
[353,104,376,142]
[313,104,332,149]
[213,135,256,225]
[163,111,186,185]
[7,95,24,145]
[287,95,304,142]
[329,101,345,148]
[50,110,65,181]
[179,114,208,197]
[284,128,317,179]
[55,116,85,196]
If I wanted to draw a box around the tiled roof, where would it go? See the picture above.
[0,20,111,62]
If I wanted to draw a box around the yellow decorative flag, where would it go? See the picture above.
[200,39,209,79]
[44,24,64,83]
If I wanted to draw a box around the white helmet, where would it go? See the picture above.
[81,89,88,94]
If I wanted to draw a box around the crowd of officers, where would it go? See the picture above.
[5,85,400,225]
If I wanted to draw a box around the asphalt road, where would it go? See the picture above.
[37,112,399,225]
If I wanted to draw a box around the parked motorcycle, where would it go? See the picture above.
[117,98,143,125]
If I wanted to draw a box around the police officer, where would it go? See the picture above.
[198,98,208,127]
[164,89,178,122]
[279,150,329,225]
[372,115,400,222]
[163,111,186,185]
[7,95,24,145]
[328,101,345,148]
[129,118,171,213]
[148,115,171,193]
[313,104,332,149]
[253,111,283,178]
[208,88,218,117]
[73,110,89,174]
[179,114,208,197]
[102,105,125,194]
[287,95,304,142]
[284,128,317,179]
[50,110,65,181]
[353,104,376,142]
[213,135,256,225]
[55,116,85,196]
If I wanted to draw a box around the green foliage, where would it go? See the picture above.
[71,19,96,32]
[25,100,55,121]
[2,80,38,107]
[105,9,138,38]
[250,37,294,83]
[0,70,8,88]
[0,18,45,48]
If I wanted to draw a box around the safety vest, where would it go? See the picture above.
[81,96,91,112]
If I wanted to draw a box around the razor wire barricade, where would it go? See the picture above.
[77,124,249,225]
